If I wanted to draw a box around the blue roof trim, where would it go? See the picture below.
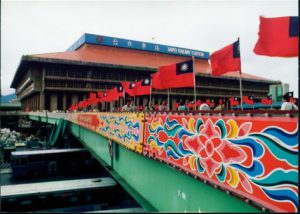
[67,34,86,52]
[67,33,210,60]
[232,102,282,110]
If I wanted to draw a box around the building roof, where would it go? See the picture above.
[32,44,274,81]
[34,43,212,72]
[11,34,278,88]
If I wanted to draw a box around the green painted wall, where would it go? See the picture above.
[28,115,58,125]
[68,122,260,213]
[69,123,111,166]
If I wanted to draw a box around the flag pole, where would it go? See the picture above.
[149,87,152,109]
[123,88,126,107]
[238,37,243,110]
[167,89,170,110]
[239,73,243,110]
[149,75,152,110]
[192,56,196,110]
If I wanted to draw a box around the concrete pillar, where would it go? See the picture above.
[171,98,177,110]
[32,96,34,111]
[71,94,78,105]
[36,94,38,111]
[158,97,163,106]
[40,92,45,111]
[50,93,57,111]
[63,93,67,110]
[34,95,37,111]
[30,96,32,110]
[143,96,148,106]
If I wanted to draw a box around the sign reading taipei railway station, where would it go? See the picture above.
[67,33,210,60]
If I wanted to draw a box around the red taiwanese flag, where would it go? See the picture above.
[88,92,99,105]
[115,84,124,98]
[89,92,97,99]
[205,99,215,108]
[218,98,226,105]
[97,91,104,98]
[188,101,195,110]
[97,91,104,103]
[78,101,84,109]
[108,85,124,101]
[68,104,78,112]
[73,104,78,111]
[84,99,90,107]
[134,78,151,96]
[254,16,299,57]
[81,99,89,108]
[196,99,202,107]
[106,89,116,102]
[210,99,215,108]
[261,96,272,105]
[210,40,241,76]
[85,99,91,107]
[122,82,135,97]
[152,60,194,89]
[229,97,240,106]
[242,96,254,105]
[101,91,110,102]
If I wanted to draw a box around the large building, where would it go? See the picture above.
[11,33,280,111]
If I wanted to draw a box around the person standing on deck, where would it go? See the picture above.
[281,93,298,110]
[178,101,188,111]
[159,100,169,111]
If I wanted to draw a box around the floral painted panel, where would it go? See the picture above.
[98,112,144,153]
[70,113,145,153]
[144,113,298,212]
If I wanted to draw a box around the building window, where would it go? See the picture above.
[45,81,65,88]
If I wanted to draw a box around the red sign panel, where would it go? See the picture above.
[77,114,100,131]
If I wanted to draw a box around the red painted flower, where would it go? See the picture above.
[184,119,246,177]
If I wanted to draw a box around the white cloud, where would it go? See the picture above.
[1,0,298,96]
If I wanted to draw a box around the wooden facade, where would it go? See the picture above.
[11,34,281,111]
[11,55,279,111]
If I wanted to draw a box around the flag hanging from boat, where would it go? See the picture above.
[210,40,241,76]
[152,59,194,89]
[253,16,299,57]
